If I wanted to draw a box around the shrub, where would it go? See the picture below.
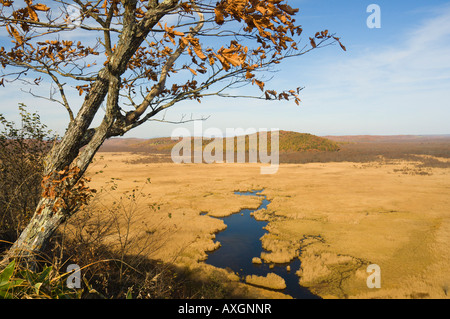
[0,259,80,299]
[0,104,56,250]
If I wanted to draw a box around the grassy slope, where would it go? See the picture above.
[100,130,341,153]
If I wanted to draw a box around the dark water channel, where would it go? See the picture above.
[205,190,319,299]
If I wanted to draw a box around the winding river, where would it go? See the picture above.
[205,189,319,299]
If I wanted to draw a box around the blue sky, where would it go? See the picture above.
[1,0,449,138]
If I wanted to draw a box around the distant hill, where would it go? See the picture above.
[324,135,450,143]
[98,132,450,164]
[99,130,340,153]
[277,131,340,152]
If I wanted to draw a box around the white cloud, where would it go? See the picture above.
[295,5,450,134]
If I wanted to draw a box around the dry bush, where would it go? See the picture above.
[41,181,234,299]
[42,181,173,298]
[0,105,55,251]
[392,166,433,176]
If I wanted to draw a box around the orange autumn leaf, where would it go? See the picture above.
[222,52,242,67]
[27,6,39,21]
[6,25,23,45]
[245,70,254,79]
[253,79,264,91]
[278,4,299,15]
[214,8,225,25]
[172,30,185,37]
[33,3,50,11]
[0,0,13,7]
[188,67,197,75]
[193,45,207,60]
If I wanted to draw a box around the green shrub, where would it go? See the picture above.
[0,259,81,299]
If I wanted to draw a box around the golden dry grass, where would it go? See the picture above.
[245,273,287,290]
[85,152,450,299]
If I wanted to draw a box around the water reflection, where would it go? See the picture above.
[205,189,319,299]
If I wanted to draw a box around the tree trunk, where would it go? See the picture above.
[0,3,178,268]
[4,197,69,261]
[1,138,107,266]
[1,73,121,268]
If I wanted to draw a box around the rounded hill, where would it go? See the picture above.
[100,130,340,153]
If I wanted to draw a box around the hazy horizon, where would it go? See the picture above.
[102,130,450,140]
